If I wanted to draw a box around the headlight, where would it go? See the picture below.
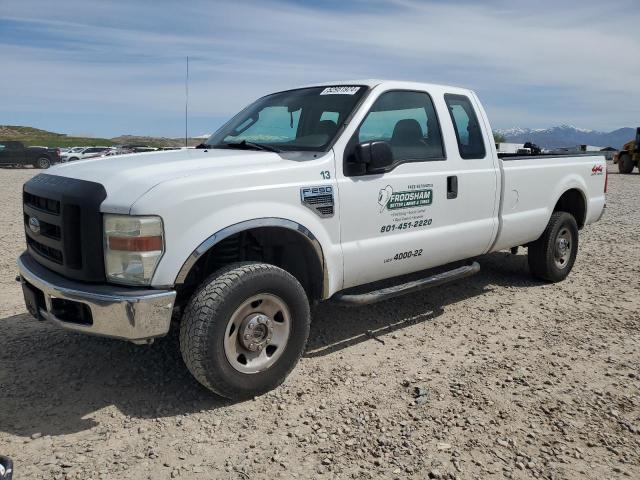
[104,214,164,285]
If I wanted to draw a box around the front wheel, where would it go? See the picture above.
[35,157,51,169]
[179,262,311,399]
[618,153,634,174]
[527,211,579,282]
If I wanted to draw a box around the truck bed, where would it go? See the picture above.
[491,153,607,252]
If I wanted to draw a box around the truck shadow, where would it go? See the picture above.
[0,321,227,438]
[0,252,538,437]
[306,251,536,357]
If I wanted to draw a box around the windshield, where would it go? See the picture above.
[205,86,367,152]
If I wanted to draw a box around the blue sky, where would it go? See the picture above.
[1,0,639,138]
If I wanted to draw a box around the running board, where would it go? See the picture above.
[332,262,480,306]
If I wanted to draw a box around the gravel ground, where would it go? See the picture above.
[0,164,638,480]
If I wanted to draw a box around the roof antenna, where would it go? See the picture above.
[185,56,189,148]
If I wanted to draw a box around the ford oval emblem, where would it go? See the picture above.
[28,216,41,234]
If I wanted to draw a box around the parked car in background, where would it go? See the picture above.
[61,146,111,162]
[0,141,60,169]
[63,146,85,156]
[121,145,158,153]
[83,147,134,159]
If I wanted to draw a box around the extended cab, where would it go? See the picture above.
[17,81,606,399]
[0,141,60,169]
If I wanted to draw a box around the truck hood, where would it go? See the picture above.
[49,149,287,213]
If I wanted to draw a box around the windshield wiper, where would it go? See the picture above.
[222,140,281,153]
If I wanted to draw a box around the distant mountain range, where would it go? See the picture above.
[495,125,635,150]
[2,124,636,151]
[0,126,201,148]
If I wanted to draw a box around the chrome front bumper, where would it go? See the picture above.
[17,252,176,344]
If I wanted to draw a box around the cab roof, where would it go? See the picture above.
[300,79,475,96]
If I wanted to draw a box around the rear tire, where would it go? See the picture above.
[618,153,634,174]
[35,157,51,169]
[527,211,578,282]
[179,262,311,399]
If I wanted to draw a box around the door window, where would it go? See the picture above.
[444,94,486,159]
[357,90,445,162]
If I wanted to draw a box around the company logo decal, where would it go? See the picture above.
[591,164,604,175]
[378,185,433,212]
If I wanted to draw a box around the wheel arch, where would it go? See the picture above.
[553,187,587,229]
[174,218,327,302]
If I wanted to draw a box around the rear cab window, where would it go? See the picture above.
[444,94,486,159]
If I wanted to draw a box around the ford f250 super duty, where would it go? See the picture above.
[17,80,607,399]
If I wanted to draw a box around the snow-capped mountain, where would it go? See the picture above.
[495,125,635,149]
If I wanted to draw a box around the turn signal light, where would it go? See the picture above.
[108,236,163,252]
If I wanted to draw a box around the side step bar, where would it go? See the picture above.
[332,261,480,306]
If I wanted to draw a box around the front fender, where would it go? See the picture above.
[173,216,327,290]
[140,197,343,297]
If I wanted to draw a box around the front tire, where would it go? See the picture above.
[35,157,51,169]
[528,211,579,282]
[179,262,311,399]
[618,153,634,174]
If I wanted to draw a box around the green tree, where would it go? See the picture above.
[493,131,506,143]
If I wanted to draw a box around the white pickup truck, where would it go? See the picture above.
[18,80,606,399]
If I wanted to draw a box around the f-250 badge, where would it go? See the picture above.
[300,186,334,218]
[378,185,433,212]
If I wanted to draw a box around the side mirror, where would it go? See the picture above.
[354,141,394,174]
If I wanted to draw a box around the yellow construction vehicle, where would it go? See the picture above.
[614,127,640,173]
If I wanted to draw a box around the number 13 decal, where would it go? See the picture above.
[321,171,331,180]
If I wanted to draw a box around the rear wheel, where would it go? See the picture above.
[528,211,578,282]
[179,262,311,399]
[35,157,51,169]
[618,153,634,174]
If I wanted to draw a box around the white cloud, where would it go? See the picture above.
[1,0,638,135]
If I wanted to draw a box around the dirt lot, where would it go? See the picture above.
[0,165,638,480]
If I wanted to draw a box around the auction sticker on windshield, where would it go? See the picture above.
[320,86,360,95]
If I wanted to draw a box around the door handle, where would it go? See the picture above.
[447,175,458,199]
